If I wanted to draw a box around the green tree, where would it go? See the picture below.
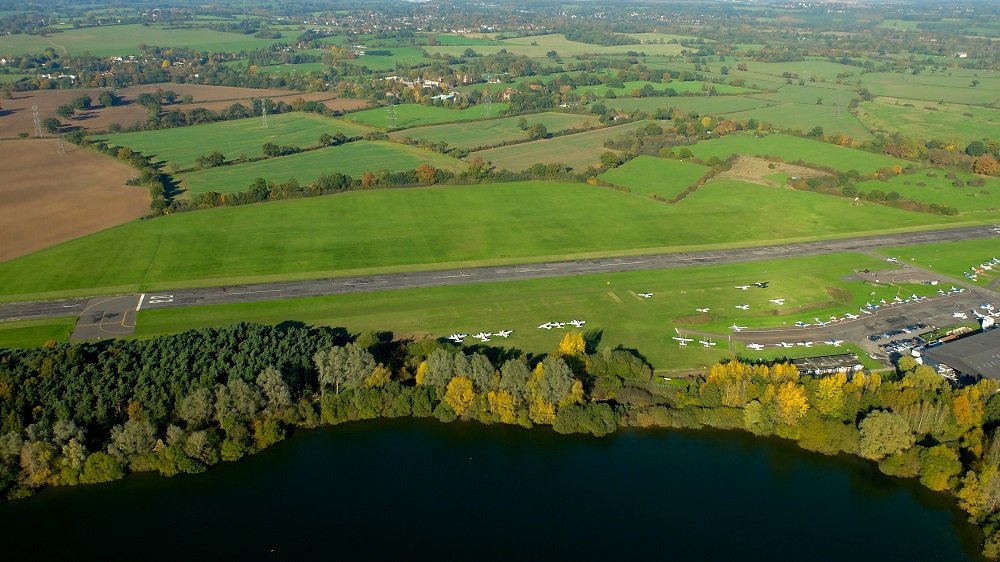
[859,410,914,460]
[79,452,125,484]
[314,343,376,396]
[919,445,962,491]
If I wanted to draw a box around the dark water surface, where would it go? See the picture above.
[0,419,984,561]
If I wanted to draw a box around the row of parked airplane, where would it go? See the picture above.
[969,257,999,279]
[746,340,843,351]
[671,337,717,348]
[954,304,1000,320]
[447,330,513,344]
[734,282,770,291]
[538,320,587,330]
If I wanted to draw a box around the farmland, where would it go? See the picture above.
[346,103,510,129]
[855,169,1000,214]
[855,98,1000,145]
[181,140,465,194]
[470,120,651,171]
[687,133,910,174]
[101,112,374,170]
[604,95,775,116]
[388,112,596,150]
[0,24,283,57]
[598,156,710,199]
[130,251,906,370]
[859,71,1000,106]
[0,178,954,300]
[0,139,149,262]
[572,80,756,98]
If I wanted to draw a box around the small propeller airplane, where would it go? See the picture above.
[844,312,859,320]
[637,293,654,298]
[776,342,794,348]
[823,340,844,347]
[730,323,747,332]
[696,308,710,313]
[699,339,717,347]
[567,320,586,328]
[537,322,555,330]
[447,333,468,343]
[953,312,968,319]
[472,332,492,342]
[494,330,513,338]
[735,304,750,310]
[746,343,765,351]
[735,285,751,291]
[797,341,814,348]
[753,281,770,288]
[769,298,785,305]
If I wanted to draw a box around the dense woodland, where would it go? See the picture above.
[3,323,1000,556]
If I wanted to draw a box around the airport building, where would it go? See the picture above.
[919,329,1000,382]
[792,354,865,377]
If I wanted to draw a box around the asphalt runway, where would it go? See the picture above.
[1,224,998,323]
[70,294,140,341]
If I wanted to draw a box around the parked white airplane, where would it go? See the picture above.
[735,285,751,291]
[844,312,859,320]
[893,296,904,303]
[696,308,710,313]
[754,282,770,288]
[797,341,814,348]
[776,342,794,348]
[673,337,694,342]
[973,310,988,319]
[770,299,786,305]
[735,304,750,310]
[795,321,807,327]
[567,320,586,328]
[473,332,492,342]
[824,340,844,347]
[953,313,968,319]
[638,293,654,298]
[861,308,872,315]
[699,339,717,347]
[551,322,566,329]
[494,330,513,338]
[538,322,555,330]
[746,343,765,351]
[447,333,467,343]
[730,324,747,332]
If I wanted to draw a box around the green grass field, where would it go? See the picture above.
[425,33,686,59]
[604,95,776,116]
[426,34,504,46]
[688,133,909,174]
[128,251,915,370]
[389,112,596,151]
[860,71,1000,106]
[0,24,281,56]
[471,120,651,171]
[598,156,709,199]
[855,169,1000,214]
[101,113,373,170]
[181,140,465,194]
[347,103,510,129]
[0,317,76,348]
[855,97,1000,145]
[352,48,432,70]
[879,238,1000,289]
[572,80,756,98]
[726,101,873,140]
[0,178,955,301]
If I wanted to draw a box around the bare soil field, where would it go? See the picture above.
[0,84,366,138]
[716,156,831,187]
[0,139,148,262]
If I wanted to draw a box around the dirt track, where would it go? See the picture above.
[0,139,148,262]
[0,84,368,137]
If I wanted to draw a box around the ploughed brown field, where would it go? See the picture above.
[0,139,148,262]
[0,84,368,138]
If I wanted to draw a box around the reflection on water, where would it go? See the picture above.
[0,419,984,561]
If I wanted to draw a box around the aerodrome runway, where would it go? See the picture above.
[1,224,998,324]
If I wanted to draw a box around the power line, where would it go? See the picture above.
[32,104,42,137]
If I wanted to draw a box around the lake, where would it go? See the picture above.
[0,419,984,561]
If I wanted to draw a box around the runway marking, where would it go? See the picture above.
[433,274,472,279]
[601,260,646,267]
[517,267,557,273]
[225,289,282,296]
[136,293,146,311]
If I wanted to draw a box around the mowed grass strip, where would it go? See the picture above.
[133,252,898,370]
[688,133,909,174]
[0,179,953,300]
[182,141,465,194]
[0,317,77,349]
[855,170,1000,214]
[471,120,651,171]
[101,113,374,170]
[389,112,597,151]
[598,156,709,199]
[346,103,509,129]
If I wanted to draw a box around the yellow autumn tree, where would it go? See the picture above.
[487,390,517,424]
[415,360,428,385]
[773,382,809,426]
[769,362,799,384]
[364,363,392,388]
[813,372,847,418]
[529,394,556,425]
[444,376,475,416]
[954,386,985,428]
[557,331,586,358]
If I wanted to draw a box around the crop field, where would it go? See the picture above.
[131,252,910,370]
[426,34,504,46]
[0,84,343,137]
[855,98,1000,145]
[388,112,596,150]
[860,71,1000,106]
[572,80,756,98]
[101,113,374,170]
[182,140,465,194]
[346,103,510,129]
[879,238,1000,289]
[0,179,954,300]
[725,102,873,140]
[0,24,282,57]
[255,63,329,75]
[855,170,1000,214]
[748,83,861,108]
[598,156,709,199]
[424,33,686,59]
[0,139,149,262]
[603,95,775,116]
[470,120,651,171]
[687,133,909,174]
